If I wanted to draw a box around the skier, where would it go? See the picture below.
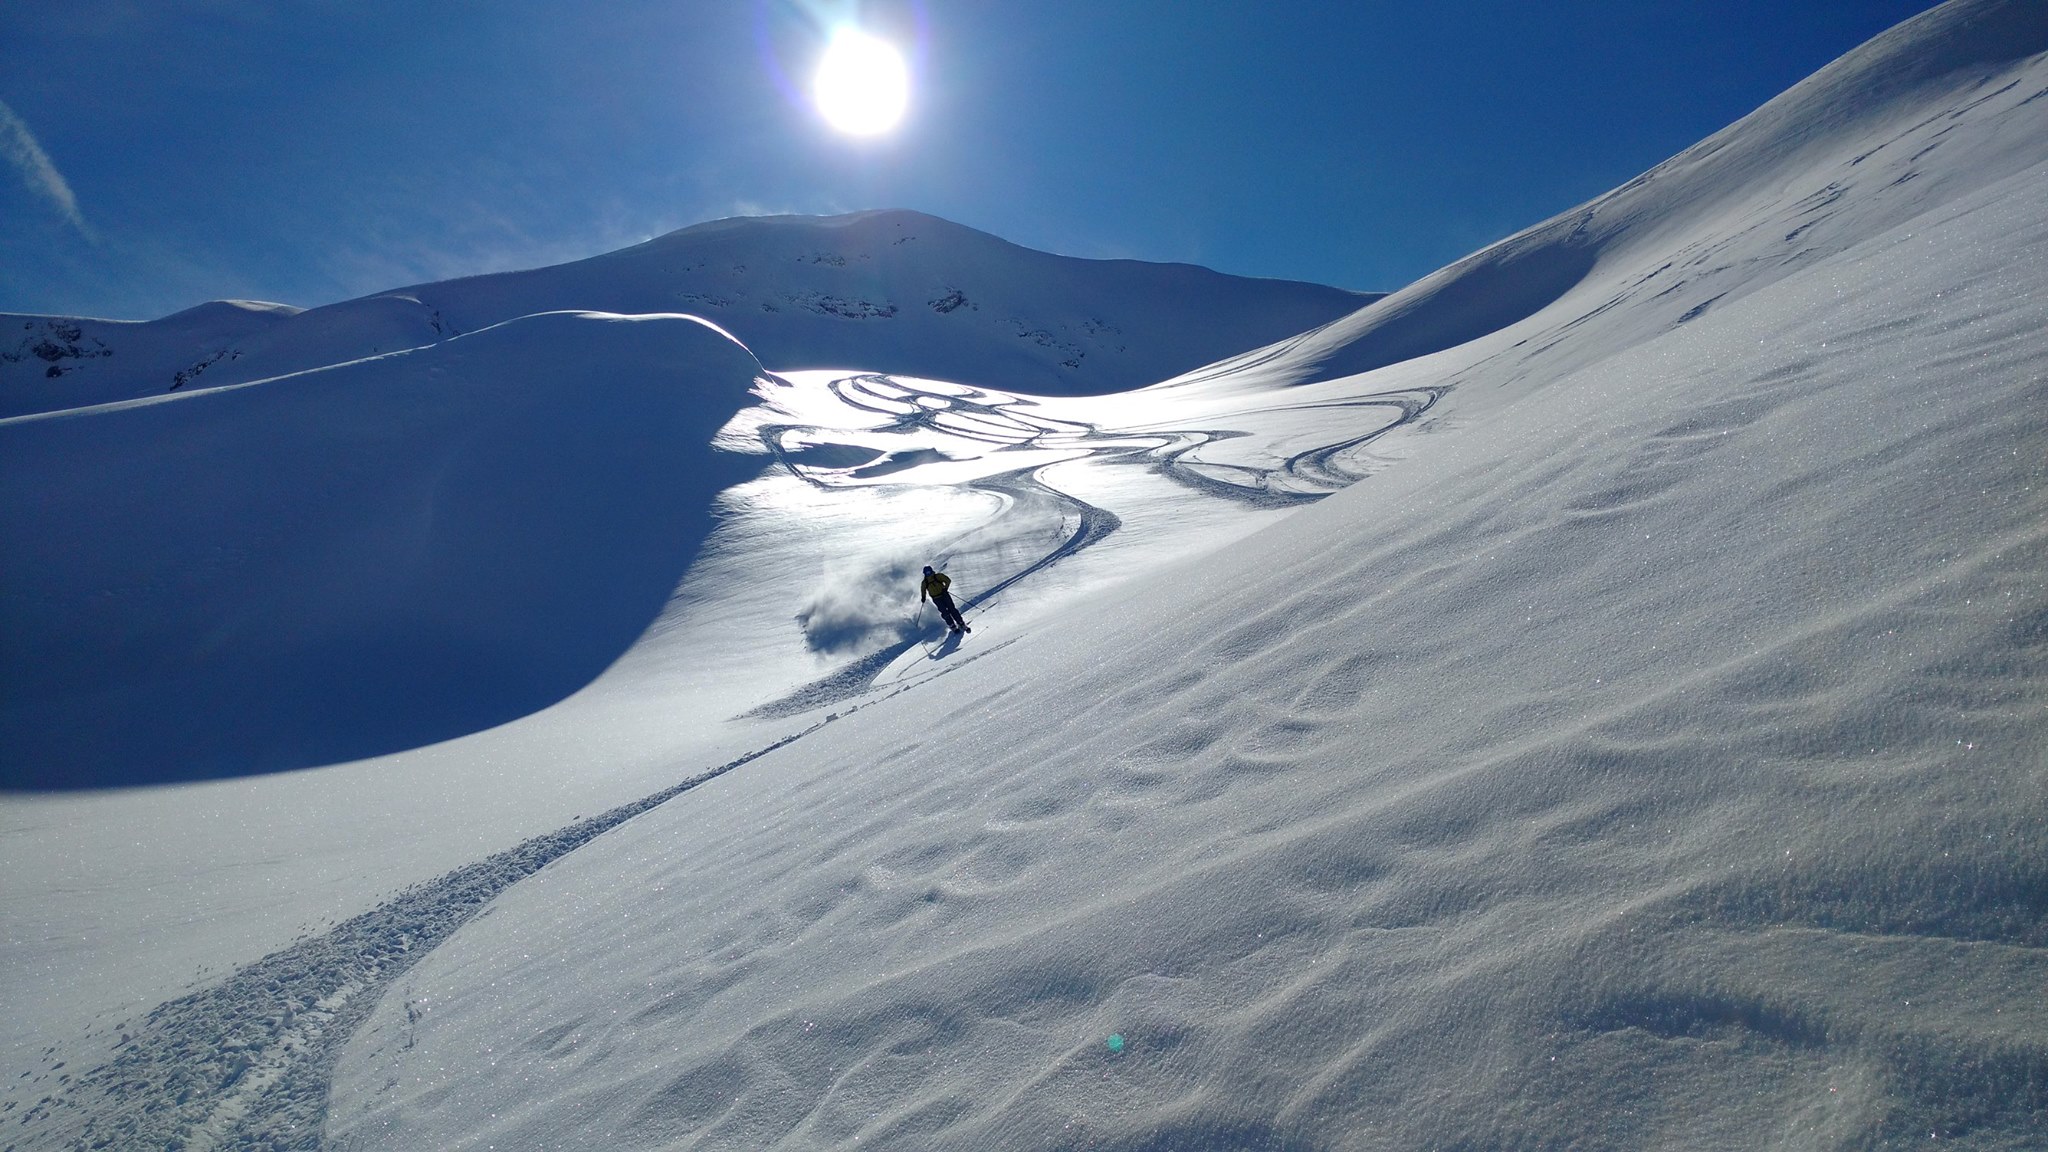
[920,565,970,633]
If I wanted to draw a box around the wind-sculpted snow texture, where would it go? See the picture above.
[320,3,2048,1150]
[0,211,1372,419]
[7,2,2048,1150]
[0,216,1397,1094]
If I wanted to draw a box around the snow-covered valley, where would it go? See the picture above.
[4,1,2047,1148]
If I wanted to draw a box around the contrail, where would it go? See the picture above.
[0,97,94,241]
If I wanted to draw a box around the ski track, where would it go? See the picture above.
[744,373,1442,717]
[4,731,829,1152]
[6,624,1044,1152]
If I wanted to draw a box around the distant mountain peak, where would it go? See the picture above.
[3,212,1374,417]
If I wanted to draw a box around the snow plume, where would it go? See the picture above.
[0,99,93,241]
[794,552,928,654]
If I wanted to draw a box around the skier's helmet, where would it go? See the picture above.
[923,565,934,575]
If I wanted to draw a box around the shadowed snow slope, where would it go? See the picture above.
[0,299,300,417]
[0,312,767,787]
[313,2,2048,1149]
[0,211,1371,419]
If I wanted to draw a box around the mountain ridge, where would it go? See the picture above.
[1,210,1374,420]
[1156,0,2048,393]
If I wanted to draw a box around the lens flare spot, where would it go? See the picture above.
[813,27,909,135]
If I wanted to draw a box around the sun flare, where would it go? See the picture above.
[813,27,909,136]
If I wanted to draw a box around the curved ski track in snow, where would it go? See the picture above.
[9,729,827,1151]
[744,372,1444,718]
[10,632,1046,1152]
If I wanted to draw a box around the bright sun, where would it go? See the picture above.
[813,27,909,136]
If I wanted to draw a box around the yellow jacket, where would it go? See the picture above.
[920,572,951,600]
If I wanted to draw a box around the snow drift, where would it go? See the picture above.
[0,312,767,786]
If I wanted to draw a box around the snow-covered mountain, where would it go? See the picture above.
[0,211,1372,420]
[1,298,302,418]
[3,1,2046,1149]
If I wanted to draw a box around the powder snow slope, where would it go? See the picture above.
[5,1,2047,1149]
[0,179,1378,1119]
[305,1,2046,1149]
[0,211,1372,420]
[1170,0,2048,394]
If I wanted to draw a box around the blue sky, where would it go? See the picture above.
[2,0,1933,320]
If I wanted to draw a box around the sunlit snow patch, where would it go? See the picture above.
[692,366,1446,716]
